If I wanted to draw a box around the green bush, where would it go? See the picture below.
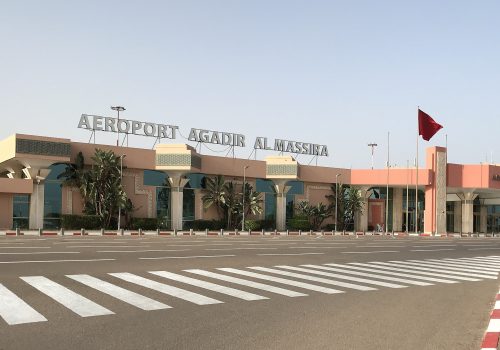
[288,215,312,231]
[244,219,260,231]
[129,218,159,230]
[61,215,102,230]
[184,219,225,230]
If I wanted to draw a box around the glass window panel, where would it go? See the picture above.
[144,170,168,187]
[286,181,304,195]
[183,188,195,227]
[45,164,67,181]
[186,173,205,189]
[264,193,276,220]
[256,179,274,193]
[44,182,62,219]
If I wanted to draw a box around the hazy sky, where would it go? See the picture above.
[1,1,499,169]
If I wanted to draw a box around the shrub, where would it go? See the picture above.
[129,218,159,230]
[61,214,102,230]
[184,219,225,230]
[244,220,260,231]
[288,215,312,231]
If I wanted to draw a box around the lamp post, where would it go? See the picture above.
[111,106,126,146]
[242,165,250,231]
[335,173,342,232]
[368,143,378,169]
[118,154,126,231]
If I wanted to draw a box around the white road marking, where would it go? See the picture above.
[0,283,47,325]
[67,274,170,310]
[67,245,147,248]
[427,258,500,270]
[303,264,432,286]
[288,246,348,249]
[0,251,80,255]
[205,247,278,251]
[0,247,51,249]
[257,253,324,256]
[0,259,115,264]
[277,265,406,289]
[349,263,464,283]
[248,266,376,291]
[149,271,267,301]
[448,257,500,267]
[97,249,190,253]
[185,269,306,297]
[468,248,500,251]
[410,248,455,252]
[411,260,499,275]
[366,262,482,281]
[109,273,222,305]
[412,245,457,248]
[341,251,399,254]
[139,255,236,260]
[20,276,114,317]
[217,268,343,294]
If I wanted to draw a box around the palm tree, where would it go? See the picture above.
[201,175,226,220]
[344,187,364,230]
[242,183,263,218]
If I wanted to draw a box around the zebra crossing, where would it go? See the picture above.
[1,255,499,326]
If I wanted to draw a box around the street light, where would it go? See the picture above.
[242,165,250,231]
[118,154,126,231]
[368,143,378,169]
[111,106,126,146]
[335,173,342,232]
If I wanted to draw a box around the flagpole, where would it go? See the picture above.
[386,131,390,234]
[406,159,409,233]
[416,107,419,235]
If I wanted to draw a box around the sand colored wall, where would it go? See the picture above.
[200,155,265,179]
[0,135,16,164]
[351,168,431,186]
[0,178,33,194]
[0,193,13,229]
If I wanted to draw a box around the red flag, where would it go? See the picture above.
[418,109,443,141]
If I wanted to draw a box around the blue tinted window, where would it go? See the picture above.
[144,170,168,186]
[44,164,64,229]
[186,173,205,189]
[13,195,30,229]
[264,193,276,219]
[256,179,274,193]
[286,181,304,195]
[45,164,67,181]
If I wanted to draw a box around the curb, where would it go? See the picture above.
[480,289,500,350]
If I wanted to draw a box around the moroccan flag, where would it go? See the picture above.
[418,109,443,141]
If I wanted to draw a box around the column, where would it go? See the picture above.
[458,192,477,234]
[273,180,290,231]
[168,174,189,230]
[392,188,403,232]
[29,182,44,229]
[480,205,487,233]
[453,201,461,233]
[354,187,370,232]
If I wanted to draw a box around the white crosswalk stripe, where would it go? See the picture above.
[67,274,171,310]
[149,271,268,301]
[419,259,500,273]
[108,272,222,305]
[20,276,114,317]
[1,255,497,326]
[303,264,433,286]
[0,283,47,325]
[247,266,377,291]
[217,268,344,294]
[347,263,463,283]
[402,261,498,277]
[366,262,485,280]
[185,269,307,297]
[275,265,407,289]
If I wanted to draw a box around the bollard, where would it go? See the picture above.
[274,229,277,236]
[205,228,208,236]
[156,228,160,235]
[299,230,302,236]
[81,228,85,236]
[16,227,20,236]
[248,229,251,236]
[332,230,334,236]
[174,229,177,236]
[139,228,142,236]
[101,228,104,236]
[342,230,346,236]
[60,228,64,236]
[220,229,223,236]
[286,229,289,236]
[262,229,265,236]
[310,230,313,236]
[38,228,42,236]
[120,228,124,236]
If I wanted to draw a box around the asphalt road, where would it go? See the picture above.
[0,235,499,350]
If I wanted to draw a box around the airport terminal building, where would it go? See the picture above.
[1,132,500,234]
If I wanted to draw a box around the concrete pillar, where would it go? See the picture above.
[424,147,447,234]
[453,201,461,233]
[29,182,44,229]
[273,180,291,231]
[458,192,477,234]
[168,174,189,231]
[392,188,403,232]
[354,187,371,231]
[480,205,487,233]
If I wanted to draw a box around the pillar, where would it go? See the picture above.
[354,187,371,231]
[273,180,291,231]
[392,188,403,232]
[480,205,487,233]
[458,192,477,234]
[424,147,447,234]
[29,182,44,229]
[453,201,461,233]
[168,174,189,230]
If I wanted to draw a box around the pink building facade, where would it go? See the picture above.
[1,133,500,234]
